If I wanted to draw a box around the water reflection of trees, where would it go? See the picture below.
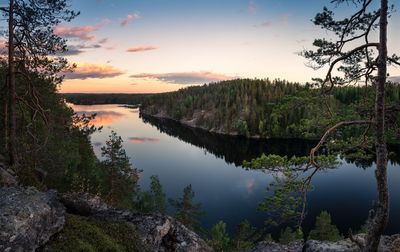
[140,114,317,167]
[140,114,400,167]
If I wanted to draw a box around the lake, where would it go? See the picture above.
[71,104,400,236]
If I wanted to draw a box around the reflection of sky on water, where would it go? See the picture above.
[128,137,160,143]
[69,104,400,235]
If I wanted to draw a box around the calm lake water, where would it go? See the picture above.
[72,104,400,235]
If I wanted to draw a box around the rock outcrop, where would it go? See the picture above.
[304,234,400,252]
[61,192,213,252]
[0,187,65,252]
[251,240,303,252]
[252,235,400,252]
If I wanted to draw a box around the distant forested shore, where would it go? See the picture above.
[63,93,151,105]
[140,78,400,142]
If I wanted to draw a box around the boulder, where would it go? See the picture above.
[60,192,213,252]
[0,187,65,252]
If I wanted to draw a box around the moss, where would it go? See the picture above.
[43,214,148,252]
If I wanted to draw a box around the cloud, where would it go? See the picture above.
[128,137,160,143]
[130,71,234,84]
[127,45,158,52]
[65,63,124,80]
[389,76,400,83]
[248,0,256,14]
[54,20,110,41]
[60,46,84,56]
[98,38,109,44]
[0,40,7,55]
[54,25,98,41]
[121,12,140,26]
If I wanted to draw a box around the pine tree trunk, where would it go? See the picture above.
[3,82,8,150]
[364,0,389,251]
[8,0,17,167]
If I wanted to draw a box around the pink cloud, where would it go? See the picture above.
[54,20,110,41]
[127,45,158,52]
[64,63,124,80]
[54,25,98,41]
[121,12,141,26]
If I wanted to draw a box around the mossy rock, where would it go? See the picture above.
[41,214,149,252]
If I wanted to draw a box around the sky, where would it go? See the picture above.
[41,0,400,93]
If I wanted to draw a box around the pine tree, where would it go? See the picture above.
[308,211,342,242]
[170,184,203,232]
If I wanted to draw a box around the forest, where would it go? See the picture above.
[141,78,400,143]
[63,93,150,105]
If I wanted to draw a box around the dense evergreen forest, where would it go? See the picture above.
[63,93,150,105]
[141,78,400,143]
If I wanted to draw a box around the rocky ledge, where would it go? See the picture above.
[60,192,212,252]
[252,235,400,252]
[0,187,65,252]
[0,187,212,252]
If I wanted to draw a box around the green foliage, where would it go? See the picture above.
[100,131,140,209]
[308,211,343,242]
[264,233,273,242]
[170,184,204,232]
[279,227,303,244]
[231,220,262,252]
[44,214,148,252]
[209,221,231,252]
[136,176,167,213]
[141,78,400,143]
[243,154,337,227]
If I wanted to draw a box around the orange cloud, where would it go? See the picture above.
[65,63,124,80]
[130,71,235,84]
[127,45,158,52]
[121,12,140,26]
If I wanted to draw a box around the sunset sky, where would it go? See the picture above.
[55,0,400,93]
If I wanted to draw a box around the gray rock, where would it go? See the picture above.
[251,240,303,252]
[304,239,360,252]
[0,186,65,252]
[60,192,109,215]
[304,234,400,252]
[60,192,213,252]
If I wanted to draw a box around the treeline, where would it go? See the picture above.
[141,78,400,142]
[63,93,151,105]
